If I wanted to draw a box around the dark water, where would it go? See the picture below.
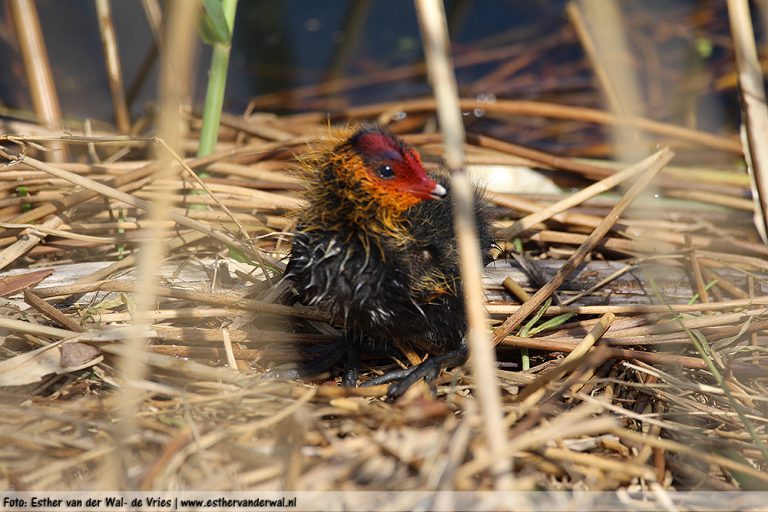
[0,0,752,142]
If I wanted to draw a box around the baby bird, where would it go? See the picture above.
[283,125,494,399]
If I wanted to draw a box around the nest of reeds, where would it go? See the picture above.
[1,0,767,503]
[2,104,767,493]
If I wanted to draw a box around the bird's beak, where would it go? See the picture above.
[428,183,447,200]
[407,176,447,201]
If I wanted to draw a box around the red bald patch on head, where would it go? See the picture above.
[353,131,404,164]
[346,127,444,207]
[403,145,425,171]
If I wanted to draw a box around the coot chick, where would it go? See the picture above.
[283,125,494,400]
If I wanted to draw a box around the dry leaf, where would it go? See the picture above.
[0,269,54,297]
[59,342,102,370]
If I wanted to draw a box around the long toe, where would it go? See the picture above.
[380,344,468,401]
[384,358,444,401]
[361,367,415,387]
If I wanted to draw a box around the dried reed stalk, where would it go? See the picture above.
[415,0,512,488]
[8,0,67,161]
[727,0,768,243]
[95,0,131,133]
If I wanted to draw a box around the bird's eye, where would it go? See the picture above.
[377,165,396,179]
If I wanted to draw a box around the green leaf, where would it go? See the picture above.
[528,313,575,336]
[686,279,718,305]
[520,297,552,335]
[517,298,556,369]
[199,0,232,45]
[228,247,253,265]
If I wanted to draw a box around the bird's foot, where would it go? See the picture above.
[362,343,468,402]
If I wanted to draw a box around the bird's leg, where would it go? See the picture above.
[264,339,345,380]
[341,343,361,387]
[362,340,468,401]
[266,337,365,387]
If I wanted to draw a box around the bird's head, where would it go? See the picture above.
[333,126,446,212]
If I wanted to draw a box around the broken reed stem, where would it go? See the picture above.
[0,215,64,271]
[701,265,750,299]
[134,189,300,211]
[23,288,85,333]
[411,132,617,179]
[415,0,512,489]
[0,221,129,243]
[88,307,239,322]
[560,311,615,365]
[664,188,755,211]
[500,335,706,370]
[500,150,664,239]
[502,276,531,302]
[491,147,674,345]
[689,249,710,304]
[492,195,606,233]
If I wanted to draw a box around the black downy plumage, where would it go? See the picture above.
[283,125,494,399]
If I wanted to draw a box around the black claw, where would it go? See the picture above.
[367,341,469,401]
[384,359,443,401]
